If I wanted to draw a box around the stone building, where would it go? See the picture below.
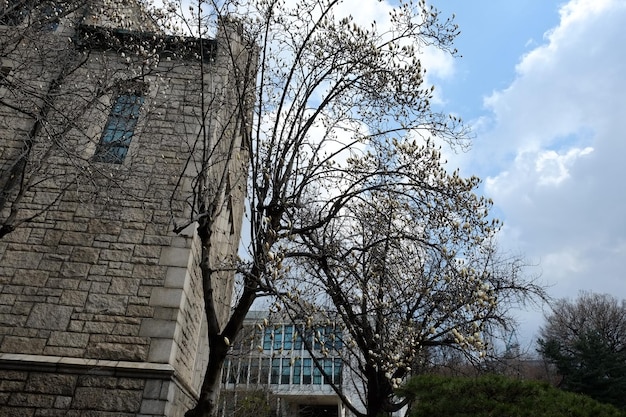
[0,1,251,416]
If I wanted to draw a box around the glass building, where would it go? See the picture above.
[219,312,348,417]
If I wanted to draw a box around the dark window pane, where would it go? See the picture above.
[283,325,293,350]
[260,358,270,384]
[313,364,322,385]
[333,358,342,384]
[323,359,333,384]
[281,358,291,384]
[221,359,230,384]
[302,358,312,384]
[270,358,280,384]
[94,92,144,163]
[294,325,303,350]
[292,358,301,385]
[273,325,283,350]
[263,328,272,350]
[238,358,249,385]
[249,358,259,385]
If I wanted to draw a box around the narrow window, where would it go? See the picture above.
[228,360,238,384]
[333,358,342,384]
[292,358,302,385]
[260,358,270,384]
[281,358,291,384]
[283,325,293,350]
[94,90,144,163]
[270,358,280,384]
[248,358,259,385]
[221,359,230,384]
[238,358,249,385]
[313,363,322,385]
[294,324,304,350]
[302,358,312,384]
[263,328,272,350]
[273,325,283,350]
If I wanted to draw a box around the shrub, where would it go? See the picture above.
[400,374,626,417]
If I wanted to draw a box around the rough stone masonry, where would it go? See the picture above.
[0,1,250,415]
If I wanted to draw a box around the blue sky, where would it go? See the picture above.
[427,0,626,347]
[243,0,624,349]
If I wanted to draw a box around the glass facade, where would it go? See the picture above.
[222,323,343,387]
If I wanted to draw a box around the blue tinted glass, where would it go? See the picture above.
[94,92,143,163]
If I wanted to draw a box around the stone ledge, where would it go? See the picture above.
[0,353,175,380]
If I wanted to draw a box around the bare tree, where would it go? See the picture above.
[537,292,626,408]
[0,0,164,238]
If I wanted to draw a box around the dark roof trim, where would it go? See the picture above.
[76,24,217,62]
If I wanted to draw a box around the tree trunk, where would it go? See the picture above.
[366,365,392,417]
[185,334,229,417]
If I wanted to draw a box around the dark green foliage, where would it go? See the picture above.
[537,293,626,409]
[400,374,626,417]
[538,331,626,409]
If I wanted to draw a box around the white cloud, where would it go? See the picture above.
[457,0,626,322]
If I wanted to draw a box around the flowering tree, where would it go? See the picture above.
[278,138,544,416]
[154,0,474,415]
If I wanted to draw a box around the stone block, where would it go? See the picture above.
[0,379,26,392]
[43,346,85,357]
[59,262,91,278]
[132,265,166,280]
[88,219,122,235]
[159,247,190,268]
[72,387,142,412]
[0,294,16,305]
[140,399,166,415]
[99,249,132,262]
[126,305,153,318]
[53,396,72,409]
[147,339,175,363]
[85,294,128,315]
[69,247,100,264]
[0,252,43,268]
[139,319,176,338]
[111,323,139,336]
[85,342,147,361]
[163,267,188,289]
[24,374,77,395]
[0,406,34,417]
[108,277,140,295]
[142,380,162,399]
[48,331,89,348]
[11,270,49,287]
[26,304,73,330]
[149,288,183,309]
[8,393,55,408]
[59,290,88,307]
[117,229,144,243]
[59,232,93,246]
[133,245,161,259]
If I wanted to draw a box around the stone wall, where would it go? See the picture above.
[0,3,251,416]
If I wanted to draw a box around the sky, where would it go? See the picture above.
[242,0,625,350]
[426,0,626,348]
